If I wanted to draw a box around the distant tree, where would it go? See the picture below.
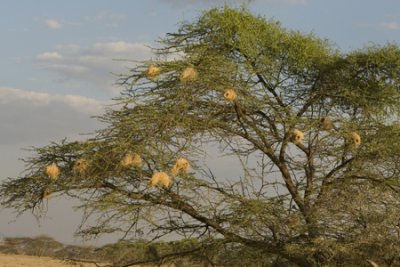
[0,236,63,257]
[96,240,148,264]
[0,237,24,255]
[2,6,400,266]
[25,235,64,257]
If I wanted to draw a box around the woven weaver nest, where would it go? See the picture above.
[320,117,334,131]
[145,65,161,80]
[290,129,304,145]
[180,66,197,82]
[350,132,361,146]
[73,158,88,175]
[171,158,190,176]
[120,152,142,168]
[149,171,171,188]
[223,88,237,101]
[45,163,60,181]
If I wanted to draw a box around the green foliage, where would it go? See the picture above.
[0,235,63,257]
[2,6,400,267]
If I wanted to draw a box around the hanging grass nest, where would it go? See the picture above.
[290,129,304,144]
[145,65,161,80]
[120,152,142,169]
[350,132,361,146]
[171,158,190,176]
[223,88,237,102]
[45,163,60,181]
[149,171,171,188]
[73,158,88,175]
[180,66,197,82]
[42,187,52,200]
[320,117,334,131]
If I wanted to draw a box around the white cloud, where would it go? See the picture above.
[45,19,61,29]
[0,87,106,115]
[0,87,50,106]
[0,86,107,144]
[35,41,153,93]
[36,52,63,60]
[58,94,106,115]
[381,21,400,30]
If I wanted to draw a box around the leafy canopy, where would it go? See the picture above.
[2,6,400,267]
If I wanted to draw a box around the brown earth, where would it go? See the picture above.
[0,253,100,267]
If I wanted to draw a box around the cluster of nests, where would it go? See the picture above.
[145,65,238,102]
[290,117,362,146]
[146,65,362,147]
[43,154,190,197]
[42,67,361,198]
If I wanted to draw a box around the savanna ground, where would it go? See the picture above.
[0,236,209,267]
[0,253,188,267]
[0,253,97,267]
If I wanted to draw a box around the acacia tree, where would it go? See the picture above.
[2,7,400,266]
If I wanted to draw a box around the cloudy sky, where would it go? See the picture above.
[1,0,400,245]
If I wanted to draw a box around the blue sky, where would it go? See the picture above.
[1,0,400,245]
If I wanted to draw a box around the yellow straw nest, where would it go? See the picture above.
[145,65,161,80]
[350,132,361,146]
[149,171,171,188]
[320,117,334,131]
[45,163,60,181]
[290,129,304,144]
[42,187,52,200]
[180,66,197,82]
[171,158,190,176]
[73,158,88,175]
[223,88,237,102]
[120,152,142,169]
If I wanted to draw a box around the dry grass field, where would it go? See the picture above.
[0,253,99,267]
